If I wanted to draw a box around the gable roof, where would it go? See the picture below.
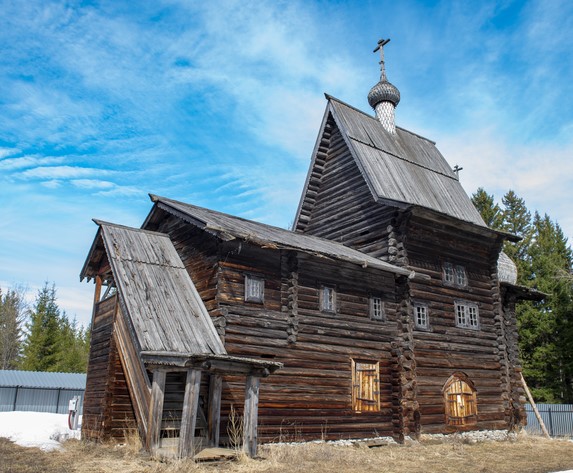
[295,95,487,228]
[81,221,226,356]
[146,195,413,278]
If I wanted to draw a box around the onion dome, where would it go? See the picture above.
[497,251,518,285]
[368,80,400,108]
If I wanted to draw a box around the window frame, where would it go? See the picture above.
[244,274,264,303]
[369,296,385,321]
[454,300,480,330]
[442,262,468,288]
[413,302,430,330]
[320,285,336,313]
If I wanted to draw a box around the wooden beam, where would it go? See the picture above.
[242,375,260,458]
[178,368,202,458]
[208,375,222,447]
[521,373,550,438]
[147,369,166,454]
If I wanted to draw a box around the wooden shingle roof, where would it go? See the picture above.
[83,221,226,356]
[147,195,413,278]
[299,95,487,227]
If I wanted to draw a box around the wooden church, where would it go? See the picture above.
[80,39,541,458]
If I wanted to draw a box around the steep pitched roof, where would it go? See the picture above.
[295,95,487,228]
[81,221,226,356]
[146,195,413,278]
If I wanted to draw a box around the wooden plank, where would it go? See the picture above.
[243,375,260,458]
[147,369,166,454]
[208,375,222,447]
[178,368,202,458]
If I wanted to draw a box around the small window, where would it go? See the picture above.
[320,285,336,313]
[443,262,468,288]
[414,302,429,330]
[351,359,380,412]
[370,297,385,321]
[245,275,264,303]
[443,262,455,284]
[455,301,479,329]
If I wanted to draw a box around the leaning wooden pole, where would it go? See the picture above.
[520,373,550,439]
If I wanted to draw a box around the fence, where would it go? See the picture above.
[0,386,84,414]
[525,403,573,437]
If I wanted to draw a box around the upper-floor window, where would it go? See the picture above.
[370,297,385,321]
[443,262,467,288]
[414,302,429,330]
[244,275,264,303]
[320,285,336,313]
[455,301,479,330]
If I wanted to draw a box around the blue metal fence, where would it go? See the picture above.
[0,386,84,414]
[525,403,573,437]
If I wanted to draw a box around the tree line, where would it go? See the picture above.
[472,188,573,403]
[0,282,90,372]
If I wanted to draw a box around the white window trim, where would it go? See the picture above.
[320,285,336,313]
[370,296,385,321]
[454,300,480,330]
[413,302,429,330]
[244,274,264,303]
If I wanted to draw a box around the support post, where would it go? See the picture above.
[147,369,166,454]
[242,375,260,458]
[521,373,550,438]
[208,375,222,447]
[178,368,202,459]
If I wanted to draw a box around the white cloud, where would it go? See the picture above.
[0,155,66,171]
[20,166,114,180]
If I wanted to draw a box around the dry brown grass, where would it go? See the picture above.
[1,433,573,473]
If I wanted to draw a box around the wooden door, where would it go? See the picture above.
[351,360,380,412]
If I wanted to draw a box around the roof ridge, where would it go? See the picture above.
[325,93,436,145]
[92,218,169,238]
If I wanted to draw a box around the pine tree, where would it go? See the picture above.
[0,286,26,369]
[501,190,533,281]
[19,283,63,372]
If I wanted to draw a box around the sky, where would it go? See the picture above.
[1,0,572,327]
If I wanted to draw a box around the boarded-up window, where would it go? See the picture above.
[443,374,477,426]
[351,359,380,412]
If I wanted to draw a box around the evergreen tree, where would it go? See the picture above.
[20,283,63,372]
[501,190,533,280]
[471,187,503,229]
[55,315,90,373]
[0,286,26,369]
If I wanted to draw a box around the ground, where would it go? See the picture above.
[1,412,573,473]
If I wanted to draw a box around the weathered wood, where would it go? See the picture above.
[521,373,550,438]
[208,375,222,447]
[147,369,166,454]
[178,368,202,458]
[243,375,260,458]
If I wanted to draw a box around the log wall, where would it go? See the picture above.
[403,215,509,433]
[296,118,397,260]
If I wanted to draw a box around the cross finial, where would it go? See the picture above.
[453,165,463,180]
[373,38,391,81]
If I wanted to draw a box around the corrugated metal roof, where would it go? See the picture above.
[96,222,226,355]
[328,96,487,227]
[0,370,86,389]
[150,196,412,278]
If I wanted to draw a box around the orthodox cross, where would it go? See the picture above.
[453,165,463,179]
[373,38,391,81]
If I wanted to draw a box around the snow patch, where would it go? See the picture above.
[0,411,80,451]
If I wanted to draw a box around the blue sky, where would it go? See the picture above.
[1,0,572,327]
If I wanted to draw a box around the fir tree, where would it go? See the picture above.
[20,283,63,372]
[0,286,26,369]
[471,187,503,229]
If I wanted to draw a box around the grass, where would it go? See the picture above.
[1,433,573,473]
